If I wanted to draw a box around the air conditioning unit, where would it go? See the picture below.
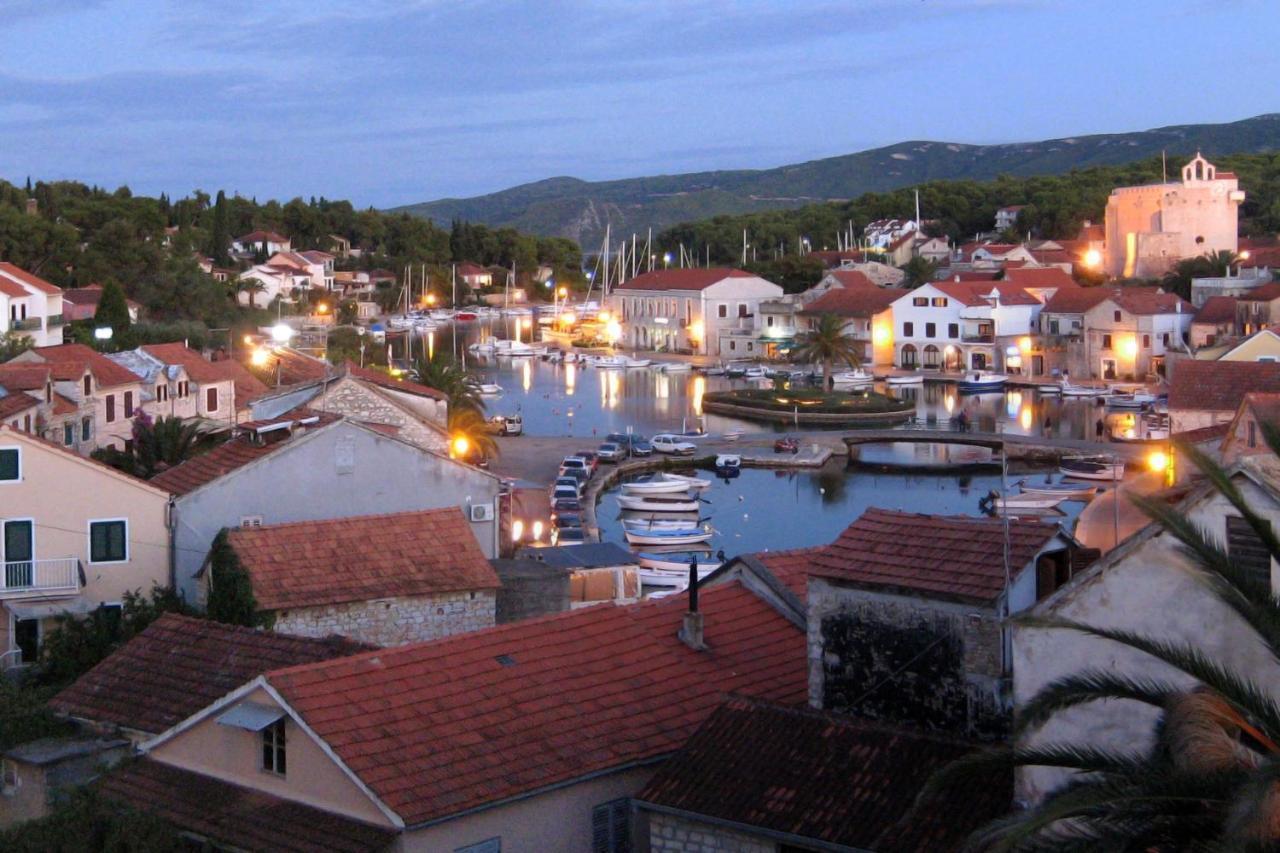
[469,503,495,523]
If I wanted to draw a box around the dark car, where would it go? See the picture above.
[551,498,583,514]
[552,512,584,529]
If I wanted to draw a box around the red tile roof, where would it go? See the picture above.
[1194,296,1239,324]
[254,346,331,385]
[0,390,39,420]
[342,362,447,401]
[50,613,369,735]
[1028,249,1073,267]
[0,363,52,391]
[756,547,822,598]
[265,579,807,825]
[455,262,489,277]
[0,277,25,298]
[25,343,141,388]
[227,509,499,611]
[1042,285,1112,314]
[1078,223,1105,242]
[1173,422,1232,445]
[141,342,225,384]
[0,262,61,295]
[237,230,288,244]
[207,358,270,408]
[972,243,1019,256]
[936,270,999,282]
[637,696,1011,852]
[932,280,1040,307]
[1237,282,1280,302]
[1108,287,1192,316]
[1243,392,1280,429]
[614,268,757,292]
[98,759,396,852]
[1169,361,1280,413]
[1002,266,1079,291]
[824,269,877,289]
[809,507,1062,603]
[799,286,903,318]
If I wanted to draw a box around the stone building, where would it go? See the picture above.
[222,508,500,646]
[805,508,1077,740]
[1168,360,1280,434]
[1103,153,1245,279]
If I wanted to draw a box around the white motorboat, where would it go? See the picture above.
[1105,392,1158,410]
[980,491,1066,511]
[563,351,578,363]
[886,373,924,386]
[621,478,694,496]
[653,361,692,373]
[832,369,874,388]
[742,366,768,379]
[593,355,627,369]
[1060,456,1125,481]
[715,454,742,470]
[622,518,706,532]
[956,372,1007,393]
[624,526,714,546]
[700,365,726,376]
[478,383,503,396]
[1060,382,1108,397]
[1017,481,1098,500]
[637,553,722,575]
[658,472,712,492]
[616,494,701,513]
[469,341,495,353]
[1037,383,1063,394]
[624,357,652,368]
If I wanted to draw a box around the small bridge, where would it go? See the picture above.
[843,422,1149,460]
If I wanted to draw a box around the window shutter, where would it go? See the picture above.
[1227,516,1272,590]
[0,448,18,480]
[591,800,630,853]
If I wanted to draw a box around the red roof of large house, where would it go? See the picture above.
[237,230,288,244]
[0,262,61,295]
[141,343,225,384]
[25,343,141,388]
[1002,266,1079,290]
[1042,286,1112,314]
[932,280,1040,307]
[799,286,903,318]
[263,578,807,826]
[823,269,878,289]
[972,243,1019,256]
[1108,287,1192,316]
[226,509,499,611]
[0,391,40,420]
[808,508,1062,604]
[1169,361,1280,413]
[0,363,52,391]
[636,696,1011,853]
[0,277,27,298]
[1194,296,1239,324]
[756,547,822,598]
[250,346,331,385]
[341,361,447,401]
[614,268,757,292]
[50,613,369,735]
[1238,283,1280,303]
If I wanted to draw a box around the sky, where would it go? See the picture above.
[0,0,1276,209]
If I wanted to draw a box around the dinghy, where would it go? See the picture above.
[616,494,701,513]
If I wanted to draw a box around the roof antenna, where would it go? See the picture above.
[679,555,706,650]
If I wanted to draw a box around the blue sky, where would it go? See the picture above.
[0,0,1275,208]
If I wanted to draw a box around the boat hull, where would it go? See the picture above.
[1060,461,1125,481]
[616,495,701,513]
[624,529,713,546]
[620,480,693,496]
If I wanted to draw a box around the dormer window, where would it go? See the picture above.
[83,375,92,396]
[262,719,287,776]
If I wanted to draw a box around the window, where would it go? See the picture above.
[1102,334,1113,349]
[717,304,727,318]
[912,296,928,307]
[89,520,127,563]
[1162,333,1171,346]
[105,394,116,423]
[206,387,219,412]
[932,297,948,307]
[63,423,74,446]
[591,799,631,853]
[1249,421,1258,448]
[81,417,92,442]
[1049,319,1060,335]
[903,322,914,337]
[1227,515,1272,591]
[925,322,936,338]
[124,391,134,418]
[0,447,18,482]
[82,375,91,396]
[766,316,774,327]
[728,341,735,351]
[455,840,501,853]
[178,381,189,398]
[1114,310,1122,322]
[262,719,287,776]
[1143,334,1151,348]
[737,304,748,318]
[1072,320,1082,330]
[948,323,959,339]
[156,384,168,402]
[240,516,264,529]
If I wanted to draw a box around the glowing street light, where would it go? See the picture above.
[532,520,544,541]
[270,323,294,344]
[93,326,113,341]
[1120,336,1140,360]
[1148,449,1169,473]
[316,302,329,314]
[250,347,270,367]
[511,519,524,542]
[1083,248,1103,269]
[451,435,470,459]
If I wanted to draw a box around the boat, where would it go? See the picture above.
[831,369,874,388]
[1060,456,1125,481]
[956,372,1007,393]
[636,552,722,575]
[468,341,495,353]
[622,518,705,532]
[700,364,726,376]
[616,494,701,513]
[624,526,714,546]
[979,490,1066,511]
[593,355,627,369]
[886,373,924,386]
[455,311,479,322]
[624,357,652,368]
[1016,481,1098,500]
[1059,382,1108,397]
[742,366,768,379]
[563,351,578,363]
[1037,383,1064,394]
[1105,392,1158,410]
[478,383,503,396]
[656,361,692,373]
[620,478,694,496]
[721,429,744,443]
[658,472,712,491]
[715,453,742,470]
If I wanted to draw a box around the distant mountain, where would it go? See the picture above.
[392,114,1280,247]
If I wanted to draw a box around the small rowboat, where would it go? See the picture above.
[1060,383,1108,397]
[1060,456,1125,481]
[1016,481,1098,500]
[886,373,924,386]
[637,552,722,575]
[653,361,692,373]
[980,491,1066,511]
[616,494,701,513]
[621,476,693,496]
[478,384,503,396]
[658,472,711,492]
[832,369,874,388]
[622,518,705,532]
[623,526,714,546]
[957,372,1006,393]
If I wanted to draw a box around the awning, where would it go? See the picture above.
[216,702,285,732]
[4,598,93,620]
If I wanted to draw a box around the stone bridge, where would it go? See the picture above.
[842,427,1150,461]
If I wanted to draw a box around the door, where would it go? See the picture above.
[13,618,39,664]
[1101,359,1117,380]
[3,520,33,589]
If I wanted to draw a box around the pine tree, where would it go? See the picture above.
[93,280,132,345]
[210,190,230,266]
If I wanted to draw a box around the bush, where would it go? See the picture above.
[0,680,74,752]
[206,530,266,628]
[0,787,183,852]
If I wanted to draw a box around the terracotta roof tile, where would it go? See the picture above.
[0,262,61,295]
[1002,266,1079,290]
[823,270,877,289]
[0,277,25,298]
[1042,286,1114,314]
[755,547,822,598]
[26,342,141,388]
[342,362,447,401]
[799,286,903,318]
[1169,361,1280,413]
[206,358,269,408]
[1194,296,1239,324]
[140,343,225,384]
[98,759,396,852]
[250,346,332,385]
[1238,283,1280,302]
[637,697,1011,852]
[50,613,369,734]
[614,267,757,292]
[266,580,807,825]
[0,363,52,391]
[931,281,1040,307]
[0,390,40,420]
[808,508,1062,603]
[227,509,499,611]
[1108,287,1192,316]
[51,392,77,415]
[237,230,288,244]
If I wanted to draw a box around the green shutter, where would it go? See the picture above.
[0,448,18,481]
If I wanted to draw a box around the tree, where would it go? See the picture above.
[206,530,264,628]
[447,406,498,463]
[415,352,484,414]
[932,430,1280,850]
[0,787,184,851]
[0,330,34,361]
[91,413,202,479]
[92,279,132,344]
[790,313,862,391]
[209,190,230,266]
[900,256,938,289]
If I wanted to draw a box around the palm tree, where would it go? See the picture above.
[929,430,1280,850]
[790,313,862,392]
[447,406,498,463]
[415,352,484,414]
[233,278,266,309]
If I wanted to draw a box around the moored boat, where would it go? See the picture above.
[623,526,714,546]
[1059,382,1107,397]
[637,552,722,575]
[886,372,924,386]
[1060,456,1125,481]
[956,372,1007,393]
[478,383,503,396]
[831,369,874,387]
[1016,481,1098,500]
[616,494,701,513]
[979,490,1066,511]
[620,478,693,496]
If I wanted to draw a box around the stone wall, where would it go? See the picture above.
[646,812,775,853]
[807,577,1010,740]
[273,590,495,646]
[318,378,448,452]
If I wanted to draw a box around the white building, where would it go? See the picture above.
[232,230,291,256]
[609,268,784,358]
[0,263,65,347]
[268,251,335,291]
[994,205,1025,232]
[888,280,1043,372]
[236,265,311,308]
[862,219,918,249]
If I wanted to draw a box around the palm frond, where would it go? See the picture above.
[1014,670,1182,734]
[1174,439,1280,566]
[923,743,1148,807]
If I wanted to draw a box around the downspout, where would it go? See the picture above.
[167,496,178,594]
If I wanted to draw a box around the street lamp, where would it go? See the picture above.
[271,323,294,344]
[93,327,113,341]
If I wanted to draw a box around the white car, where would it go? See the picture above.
[650,434,697,456]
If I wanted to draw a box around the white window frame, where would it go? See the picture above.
[0,445,20,484]
[87,518,129,565]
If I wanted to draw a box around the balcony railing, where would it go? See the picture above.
[46,313,65,327]
[962,334,994,343]
[10,317,42,331]
[1,558,84,600]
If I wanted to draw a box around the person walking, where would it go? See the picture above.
[1095,417,1105,439]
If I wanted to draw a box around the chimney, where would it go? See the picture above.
[678,556,706,651]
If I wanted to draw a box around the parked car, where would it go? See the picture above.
[574,451,600,473]
[551,498,582,514]
[650,434,697,456]
[554,476,585,497]
[552,526,586,546]
[596,442,626,463]
[774,436,799,454]
[552,512,583,529]
[487,414,523,436]
[559,456,591,479]
[552,484,581,504]
[606,433,653,458]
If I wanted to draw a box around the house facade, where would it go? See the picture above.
[0,363,95,454]
[796,285,902,366]
[609,268,784,358]
[889,280,1043,373]
[106,343,239,428]
[0,263,65,347]
[236,264,311,308]
[11,344,146,451]
[232,230,291,256]
[0,427,171,668]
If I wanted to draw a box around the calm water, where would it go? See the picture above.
[595,462,1087,557]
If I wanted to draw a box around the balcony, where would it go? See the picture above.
[46,313,65,327]
[11,317,42,332]
[962,334,994,343]
[1,558,84,601]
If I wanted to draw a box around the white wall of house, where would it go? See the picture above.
[1,290,64,347]
[612,276,783,357]
[1080,301,1191,380]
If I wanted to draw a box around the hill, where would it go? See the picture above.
[393,114,1280,246]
